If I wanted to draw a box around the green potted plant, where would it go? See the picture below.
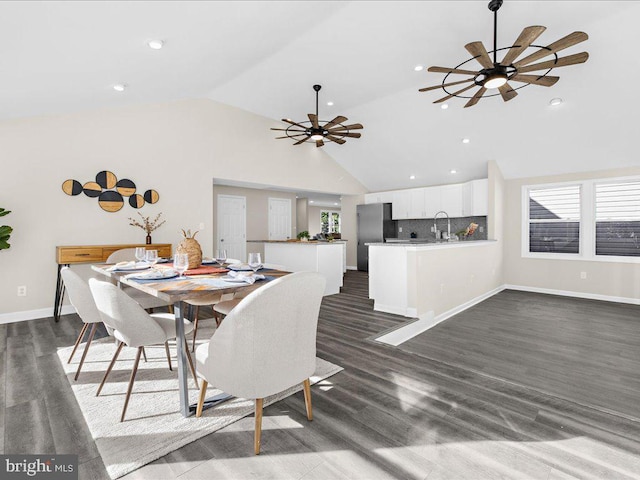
[296,230,310,242]
[0,208,12,250]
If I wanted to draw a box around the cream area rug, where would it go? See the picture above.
[57,325,343,479]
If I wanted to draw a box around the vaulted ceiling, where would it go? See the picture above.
[1,1,638,192]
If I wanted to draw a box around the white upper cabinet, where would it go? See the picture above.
[370,178,488,219]
[364,191,394,204]
[462,179,488,216]
[392,190,411,220]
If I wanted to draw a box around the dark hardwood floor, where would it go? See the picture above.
[2,271,640,480]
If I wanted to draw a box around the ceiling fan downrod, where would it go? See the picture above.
[488,0,503,65]
[313,84,321,118]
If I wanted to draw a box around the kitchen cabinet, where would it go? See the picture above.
[369,178,487,220]
[462,179,488,216]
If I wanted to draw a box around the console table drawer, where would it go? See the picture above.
[57,247,104,264]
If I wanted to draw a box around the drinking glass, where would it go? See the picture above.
[135,247,147,265]
[248,252,262,273]
[215,249,227,267]
[145,250,158,268]
[174,253,189,279]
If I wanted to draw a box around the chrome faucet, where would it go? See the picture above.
[433,211,451,241]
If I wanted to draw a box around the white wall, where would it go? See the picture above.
[307,205,324,237]
[504,166,640,301]
[296,198,308,235]
[0,98,367,317]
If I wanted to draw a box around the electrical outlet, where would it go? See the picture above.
[199,222,205,230]
[399,227,403,233]
[17,285,27,297]
[580,271,587,279]
[479,226,484,233]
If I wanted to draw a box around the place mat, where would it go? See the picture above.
[184,265,228,276]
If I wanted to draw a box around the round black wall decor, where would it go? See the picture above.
[116,178,136,197]
[98,191,124,212]
[129,194,145,209]
[83,182,102,198]
[62,179,83,196]
[144,189,160,204]
[96,170,117,189]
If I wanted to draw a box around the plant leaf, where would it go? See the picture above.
[0,208,10,217]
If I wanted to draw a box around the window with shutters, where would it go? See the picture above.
[522,177,640,263]
[527,185,581,254]
[595,181,640,257]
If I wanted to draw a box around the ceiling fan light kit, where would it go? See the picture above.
[271,84,363,148]
[419,0,589,107]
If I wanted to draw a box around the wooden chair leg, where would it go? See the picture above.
[97,341,124,396]
[191,306,200,352]
[303,378,313,421]
[254,398,264,455]
[68,323,89,363]
[120,346,143,422]
[164,341,172,371]
[213,310,221,328]
[168,304,174,314]
[184,338,199,389]
[74,323,97,381]
[141,346,148,363]
[196,380,208,417]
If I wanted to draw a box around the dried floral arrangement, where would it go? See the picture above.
[128,212,166,234]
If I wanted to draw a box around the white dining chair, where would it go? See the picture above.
[194,271,325,454]
[106,248,173,312]
[184,257,241,351]
[61,267,107,381]
[89,278,199,422]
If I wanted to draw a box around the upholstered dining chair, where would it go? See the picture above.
[89,278,199,422]
[61,267,106,381]
[106,248,173,312]
[194,271,325,454]
[185,257,240,351]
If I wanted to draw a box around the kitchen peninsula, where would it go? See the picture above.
[368,239,502,337]
[248,240,346,296]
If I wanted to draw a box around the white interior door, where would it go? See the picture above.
[268,198,292,240]
[217,194,246,262]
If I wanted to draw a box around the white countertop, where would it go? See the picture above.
[366,239,497,250]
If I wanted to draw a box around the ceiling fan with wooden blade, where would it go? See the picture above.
[419,0,589,108]
[271,85,363,147]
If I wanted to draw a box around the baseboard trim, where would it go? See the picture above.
[373,303,417,318]
[504,284,640,306]
[0,305,76,324]
[374,285,506,346]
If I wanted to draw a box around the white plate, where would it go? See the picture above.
[202,257,217,265]
[128,269,178,280]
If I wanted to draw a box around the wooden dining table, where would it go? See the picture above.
[91,262,289,417]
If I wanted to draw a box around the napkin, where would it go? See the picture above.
[125,269,177,280]
[107,261,137,271]
[227,271,265,284]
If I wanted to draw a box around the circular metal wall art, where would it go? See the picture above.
[98,191,124,212]
[129,194,145,209]
[62,179,83,196]
[96,170,117,189]
[83,182,102,198]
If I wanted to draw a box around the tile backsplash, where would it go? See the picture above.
[395,216,488,241]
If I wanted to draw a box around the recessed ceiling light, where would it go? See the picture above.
[414,65,424,72]
[147,39,164,50]
[549,97,563,106]
[334,202,339,206]
[462,138,470,144]
[327,101,334,106]
[113,84,126,92]
[441,103,449,110]
[409,175,416,180]
[310,200,314,203]
[450,169,457,174]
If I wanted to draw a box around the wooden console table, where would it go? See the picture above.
[54,243,172,322]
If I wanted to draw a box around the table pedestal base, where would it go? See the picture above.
[189,392,233,414]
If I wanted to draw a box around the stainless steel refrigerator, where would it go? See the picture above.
[357,203,395,271]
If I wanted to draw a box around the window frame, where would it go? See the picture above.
[521,176,640,264]
[320,209,341,234]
